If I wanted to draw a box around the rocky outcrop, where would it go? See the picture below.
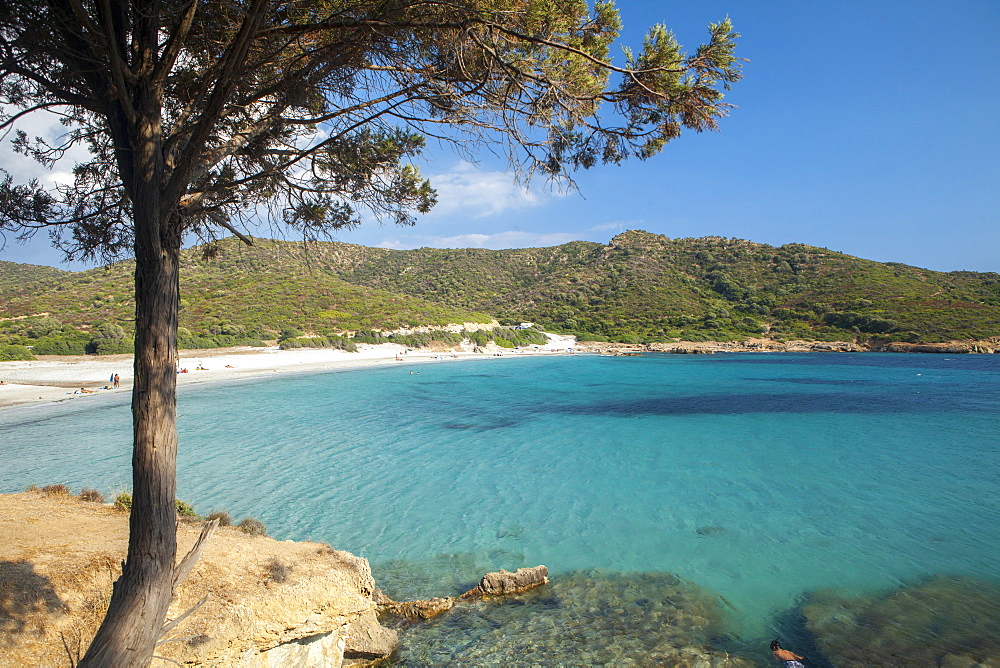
[577,338,1000,355]
[379,566,550,620]
[342,611,399,666]
[379,595,457,620]
[0,492,396,667]
[578,339,865,355]
[461,565,550,598]
[868,340,998,354]
[243,631,345,667]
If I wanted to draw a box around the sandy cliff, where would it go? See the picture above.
[0,492,395,666]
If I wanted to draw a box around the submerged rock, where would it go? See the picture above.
[379,595,457,620]
[379,566,549,620]
[696,525,726,536]
[801,576,1000,666]
[387,570,752,665]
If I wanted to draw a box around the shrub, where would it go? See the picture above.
[26,316,62,339]
[277,327,303,342]
[0,344,35,361]
[175,499,198,517]
[352,330,384,344]
[238,517,267,536]
[206,510,233,526]
[79,488,105,503]
[32,334,90,355]
[278,335,357,351]
[42,484,70,496]
[24,484,39,492]
[114,492,132,512]
[177,333,266,350]
[89,337,135,355]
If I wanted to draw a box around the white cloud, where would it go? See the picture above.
[428,161,564,218]
[376,230,580,250]
[0,107,90,187]
[589,220,645,233]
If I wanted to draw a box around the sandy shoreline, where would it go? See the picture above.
[0,336,577,410]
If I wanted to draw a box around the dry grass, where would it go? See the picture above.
[265,558,293,584]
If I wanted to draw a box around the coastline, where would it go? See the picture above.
[574,337,1000,356]
[3,333,996,410]
[0,335,577,410]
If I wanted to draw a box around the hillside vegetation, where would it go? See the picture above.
[0,240,495,357]
[2,232,998,356]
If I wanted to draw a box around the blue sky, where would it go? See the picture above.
[2,1,998,272]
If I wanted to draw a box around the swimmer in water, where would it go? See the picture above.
[770,639,805,667]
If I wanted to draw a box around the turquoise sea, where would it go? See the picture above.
[2,352,999,665]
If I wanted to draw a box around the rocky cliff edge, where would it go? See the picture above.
[0,491,396,666]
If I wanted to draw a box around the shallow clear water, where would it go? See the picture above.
[2,353,998,664]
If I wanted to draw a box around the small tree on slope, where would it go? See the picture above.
[0,1,741,664]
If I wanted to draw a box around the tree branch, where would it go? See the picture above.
[171,517,219,589]
[152,0,198,89]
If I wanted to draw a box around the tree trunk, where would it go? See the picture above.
[80,192,181,664]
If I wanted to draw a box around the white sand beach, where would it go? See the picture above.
[0,334,577,409]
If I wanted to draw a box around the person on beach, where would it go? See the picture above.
[113,373,120,388]
[770,639,805,666]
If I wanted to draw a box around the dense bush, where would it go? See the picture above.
[388,331,463,348]
[824,311,898,334]
[277,327,304,342]
[32,331,91,355]
[0,344,34,361]
[351,330,385,344]
[178,333,265,349]
[26,316,63,338]
[89,337,135,355]
[84,320,132,354]
[279,334,357,351]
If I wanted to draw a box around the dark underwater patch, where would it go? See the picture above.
[800,576,1000,666]
[441,420,519,431]
[748,377,881,386]
[551,391,961,417]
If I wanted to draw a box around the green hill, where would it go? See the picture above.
[326,231,1000,343]
[2,232,998,356]
[0,239,496,356]
[0,260,71,292]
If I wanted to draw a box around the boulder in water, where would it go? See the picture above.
[462,565,550,598]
